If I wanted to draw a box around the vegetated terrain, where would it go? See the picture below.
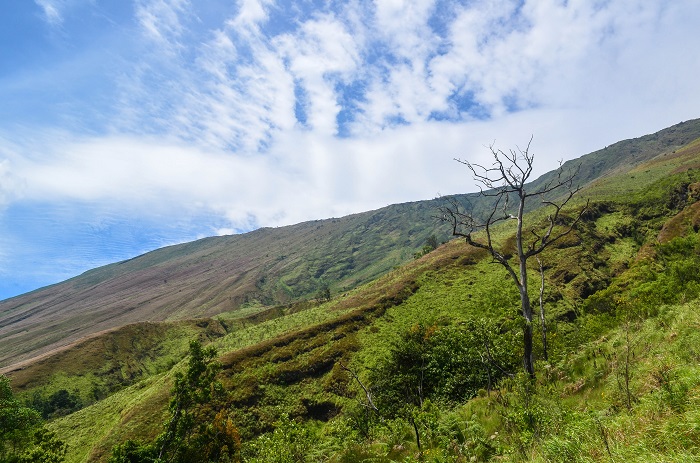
[0,201,450,370]
[2,120,700,373]
[0,120,700,371]
[3,119,700,462]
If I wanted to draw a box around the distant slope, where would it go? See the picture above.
[6,318,227,396]
[1,118,699,370]
[36,129,700,463]
[0,202,449,369]
[534,118,700,190]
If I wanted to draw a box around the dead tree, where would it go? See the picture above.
[440,138,586,378]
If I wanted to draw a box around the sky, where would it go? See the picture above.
[0,0,699,299]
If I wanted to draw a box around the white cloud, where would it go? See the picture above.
[113,0,698,151]
[135,0,191,52]
[35,0,64,26]
[373,0,437,60]
[230,0,274,30]
[15,0,700,213]
[3,109,624,231]
[276,14,362,135]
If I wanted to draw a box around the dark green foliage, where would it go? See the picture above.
[426,234,439,250]
[316,282,331,302]
[109,340,239,463]
[1,375,42,458]
[413,235,439,259]
[108,440,157,463]
[0,375,66,463]
[28,390,83,420]
[156,340,230,462]
[370,319,519,417]
[13,429,68,463]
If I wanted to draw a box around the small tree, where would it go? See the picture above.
[440,138,586,378]
[0,375,67,463]
[109,340,235,463]
[317,282,332,303]
[157,340,223,461]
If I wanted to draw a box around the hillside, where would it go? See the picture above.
[3,119,700,462]
[2,119,700,373]
[0,202,450,370]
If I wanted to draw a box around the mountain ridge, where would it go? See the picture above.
[4,118,700,462]
[2,118,700,370]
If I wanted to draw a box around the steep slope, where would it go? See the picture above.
[1,118,699,371]
[33,128,700,463]
[0,202,448,370]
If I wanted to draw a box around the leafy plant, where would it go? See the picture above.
[369,319,519,418]
[108,340,239,463]
[243,414,314,463]
[0,375,67,463]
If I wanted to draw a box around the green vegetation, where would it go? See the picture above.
[107,340,238,463]
[9,319,228,421]
[5,123,700,462]
[7,120,699,372]
[1,375,67,463]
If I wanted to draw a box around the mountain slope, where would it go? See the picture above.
[0,202,449,370]
[2,118,700,371]
[5,119,700,462]
[37,129,700,462]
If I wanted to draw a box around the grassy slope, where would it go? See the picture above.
[4,121,700,462]
[0,200,449,370]
[3,119,700,372]
[37,133,700,461]
[7,319,228,405]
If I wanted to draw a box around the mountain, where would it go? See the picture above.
[2,118,700,372]
[0,202,450,370]
[4,118,700,462]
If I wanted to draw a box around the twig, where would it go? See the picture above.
[339,362,378,412]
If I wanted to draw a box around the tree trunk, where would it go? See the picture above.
[442,140,585,380]
[537,257,548,361]
[410,415,421,452]
[520,289,535,378]
[516,197,535,379]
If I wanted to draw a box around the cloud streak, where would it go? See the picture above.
[35,0,64,27]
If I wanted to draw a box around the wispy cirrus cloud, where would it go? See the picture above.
[34,0,64,26]
[134,0,191,53]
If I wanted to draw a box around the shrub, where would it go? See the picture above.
[373,319,519,413]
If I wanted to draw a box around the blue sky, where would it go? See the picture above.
[1,0,699,299]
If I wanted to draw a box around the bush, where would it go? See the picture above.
[0,375,67,463]
[243,414,314,463]
[369,319,519,417]
[108,340,239,463]
[28,389,83,420]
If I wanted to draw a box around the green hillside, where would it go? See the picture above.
[3,119,700,373]
[3,120,700,462]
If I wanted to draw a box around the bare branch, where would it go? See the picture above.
[526,198,589,258]
[339,362,378,412]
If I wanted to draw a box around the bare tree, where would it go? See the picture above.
[440,138,586,378]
